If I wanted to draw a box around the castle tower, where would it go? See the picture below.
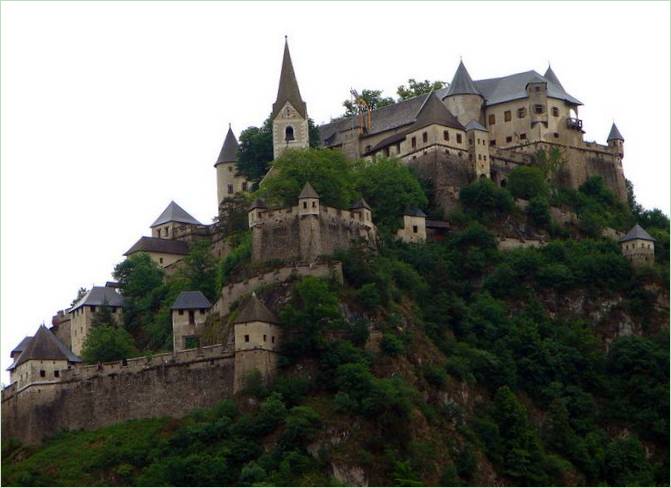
[443,61,484,126]
[607,122,624,159]
[248,198,268,263]
[465,119,490,178]
[298,182,322,261]
[215,124,248,205]
[351,198,373,229]
[272,37,309,160]
[233,293,281,392]
[171,291,211,352]
[526,74,548,137]
[620,224,655,267]
[150,201,202,240]
[396,207,427,244]
[69,286,124,356]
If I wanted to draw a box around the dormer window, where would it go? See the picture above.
[285,126,295,141]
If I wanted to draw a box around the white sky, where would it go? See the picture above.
[1,1,669,382]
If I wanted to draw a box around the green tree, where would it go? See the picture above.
[343,89,394,117]
[81,325,138,363]
[90,301,117,328]
[177,239,217,301]
[70,287,88,307]
[396,79,446,100]
[507,166,548,200]
[459,179,514,221]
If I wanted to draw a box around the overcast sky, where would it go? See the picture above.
[1,1,669,382]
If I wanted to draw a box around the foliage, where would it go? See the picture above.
[70,287,88,307]
[216,232,252,288]
[81,325,138,363]
[176,239,217,301]
[507,166,548,200]
[343,88,394,117]
[459,179,514,221]
[396,79,446,101]
[527,196,551,228]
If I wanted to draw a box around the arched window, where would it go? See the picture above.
[285,126,295,141]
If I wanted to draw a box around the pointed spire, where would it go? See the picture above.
[216,125,239,164]
[272,36,307,119]
[234,294,278,324]
[299,182,319,199]
[446,60,481,97]
[351,197,371,210]
[544,64,564,90]
[607,123,624,142]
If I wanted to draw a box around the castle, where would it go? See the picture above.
[2,38,654,445]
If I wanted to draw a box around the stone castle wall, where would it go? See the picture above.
[2,345,235,445]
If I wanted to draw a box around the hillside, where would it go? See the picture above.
[2,150,669,486]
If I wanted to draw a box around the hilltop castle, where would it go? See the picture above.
[2,38,652,445]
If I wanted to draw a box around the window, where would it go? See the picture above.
[54,370,60,378]
[384,147,390,157]
[396,143,401,153]
[164,227,168,236]
[484,155,487,161]
[242,182,248,192]
[178,309,183,315]
[200,310,205,315]
[159,257,164,264]
[244,334,250,343]
[478,154,482,160]
[534,104,544,114]
[312,201,316,208]
[91,306,96,313]
[228,165,233,172]
[40,370,45,378]
[506,136,512,143]
[517,107,526,118]
[272,336,275,344]
[411,137,416,149]
[263,334,267,342]
[488,114,496,125]
[520,133,527,140]
[285,126,295,141]
[443,130,449,141]
[227,184,233,194]
[490,140,496,146]
[412,225,418,234]
[422,132,428,143]
[504,110,511,122]
[303,201,307,209]
[553,132,560,138]
[456,134,462,144]
[469,138,473,145]
[501,179,507,187]
[534,86,541,92]
[188,310,195,325]
[551,107,559,117]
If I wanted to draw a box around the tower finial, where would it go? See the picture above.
[228,122,231,129]
[284,34,288,41]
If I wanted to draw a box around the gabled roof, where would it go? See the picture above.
[620,224,655,243]
[474,70,582,106]
[151,201,202,227]
[351,198,371,210]
[543,65,564,90]
[234,294,278,324]
[216,125,239,165]
[11,336,32,356]
[9,325,81,370]
[446,61,481,97]
[607,123,624,142]
[299,182,319,199]
[412,93,464,131]
[271,37,307,120]
[70,286,124,312]
[404,207,427,217]
[249,198,268,211]
[124,236,190,256]
[465,119,487,131]
[171,291,212,310]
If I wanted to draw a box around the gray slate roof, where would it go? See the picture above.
[412,93,464,131]
[234,294,278,324]
[351,198,371,210]
[446,61,481,96]
[473,70,582,106]
[9,325,81,370]
[216,125,239,164]
[272,38,307,119]
[404,207,427,217]
[619,224,655,243]
[543,65,564,90]
[71,286,124,312]
[299,182,319,199]
[124,236,190,256]
[249,198,268,211]
[11,336,32,356]
[151,201,202,227]
[171,291,212,310]
[465,120,487,131]
[607,123,624,141]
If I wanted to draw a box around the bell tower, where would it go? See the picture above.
[272,36,309,159]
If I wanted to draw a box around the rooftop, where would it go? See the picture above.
[234,294,278,324]
[70,286,124,312]
[171,291,212,310]
[620,224,655,243]
[124,236,190,256]
[151,201,202,228]
[8,325,81,371]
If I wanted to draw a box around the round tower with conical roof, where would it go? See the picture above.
[215,124,248,206]
[443,61,484,126]
[607,122,624,160]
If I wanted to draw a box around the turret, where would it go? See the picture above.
[526,73,548,129]
[443,61,483,126]
[396,207,427,244]
[215,124,248,205]
[298,182,319,216]
[272,36,309,159]
[351,198,372,228]
[248,198,267,228]
[620,224,655,266]
[150,201,202,240]
[465,119,490,178]
[171,291,211,352]
[607,122,624,159]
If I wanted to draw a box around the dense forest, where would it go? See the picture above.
[2,148,668,486]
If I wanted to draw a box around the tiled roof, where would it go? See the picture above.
[543,65,564,90]
[607,123,624,142]
[151,201,202,227]
[9,325,80,370]
[446,61,481,96]
[249,198,268,211]
[404,207,426,217]
[619,224,655,243]
[473,70,582,106]
[412,93,464,131]
[298,182,319,199]
[70,286,124,312]
[234,294,278,324]
[351,198,371,210]
[216,125,239,164]
[271,37,307,119]
[124,236,190,256]
[171,291,211,310]
[11,336,32,356]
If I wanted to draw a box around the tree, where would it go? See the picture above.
[507,166,549,200]
[177,239,217,301]
[534,147,566,184]
[81,325,138,363]
[70,287,88,307]
[354,157,428,232]
[396,79,446,101]
[459,179,514,221]
[216,193,252,237]
[90,300,117,328]
[342,89,394,117]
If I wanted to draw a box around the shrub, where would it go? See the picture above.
[81,326,138,364]
[380,333,405,356]
[459,179,514,221]
[508,166,549,200]
[527,196,551,228]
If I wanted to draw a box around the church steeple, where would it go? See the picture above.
[272,36,309,160]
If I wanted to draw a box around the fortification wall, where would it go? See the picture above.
[1,345,235,445]
[213,262,344,317]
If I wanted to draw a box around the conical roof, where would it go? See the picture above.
[351,197,371,210]
[299,182,319,199]
[249,198,268,211]
[619,224,655,243]
[446,61,481,97]
[271,37,307,119]
[607,123,624,142]
[10,325,81,370]
[151,201,202,227]
[412,93,463,130]
[234,294,278,324]
[216,125,239,165]
[544,65,564,90]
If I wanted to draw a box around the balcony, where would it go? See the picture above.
[567,117,583,131]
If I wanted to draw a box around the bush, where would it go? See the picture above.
[81,326,138,363]
[527,196,551,228]
[508,166,549,200]
[380,333,405,356]
[459,179,514,221]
